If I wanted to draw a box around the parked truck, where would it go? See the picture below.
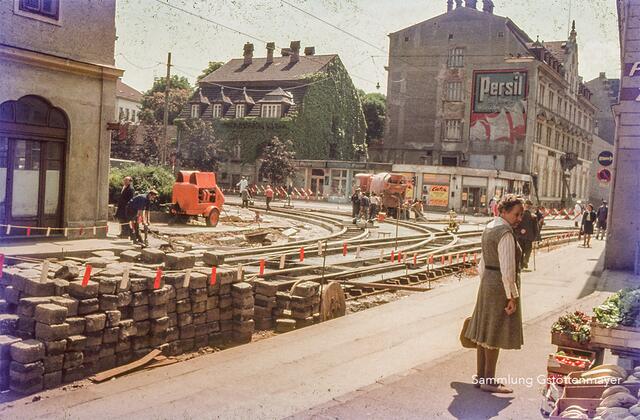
[354,172,410,218]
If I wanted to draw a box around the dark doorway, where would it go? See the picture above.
[0,96,67,238]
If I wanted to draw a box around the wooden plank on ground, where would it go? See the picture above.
[90,349,162,382]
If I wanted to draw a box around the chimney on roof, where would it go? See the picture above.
[243,42,254,65]
[266,42,275,64]
[465,0,477,9]
[599,72,606,79]
[482,0,494,13]
[304,46,315,56]
[290,41,301,64]
[447,0,453,12]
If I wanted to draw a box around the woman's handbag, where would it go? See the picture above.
[460,317,477,349]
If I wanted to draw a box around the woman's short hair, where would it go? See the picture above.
[498,194,523,214]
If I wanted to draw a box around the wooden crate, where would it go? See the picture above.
[549,397,601,419]
[562,383,640,399]
[552,332,594,351]
[547,353,594,376]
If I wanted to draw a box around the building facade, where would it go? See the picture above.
[376,0,597,207]
[178,41,366,188]
[606,0,640,271]
[116,79,142,124]
[586,72,620,146]
[0,0,121,238]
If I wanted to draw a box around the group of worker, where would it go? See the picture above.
[237,176,294,211]
[350,189,381,222]
[115,176,158,245]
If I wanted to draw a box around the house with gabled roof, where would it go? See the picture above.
[177,41,366,189]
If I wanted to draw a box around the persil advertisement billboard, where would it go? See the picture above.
[469,70,528,143]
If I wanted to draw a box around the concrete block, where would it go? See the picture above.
[77,298,99,315]
[10,360,44,381]
[193,312,207,326]
[34,304,68,325]
[233,319,255,335]
[232,295,254,309]
[149,287,170,306]
[10,339,45,363]
[84,332,103,347]
[66,335,86,352]
[232,331,252,344]
[98,354,116,371]
[291,281,320,298]
[50,296,78,317]
[115,338,131,353]
[4,285,21,305]
[206,309,220,323]
[43,370,62,389]
[231,282,253,295]
[117,291,132,307]
[176,287,189,301]
[190,288,208,303]
[275,318,296,333]
[219,308,233,321]
[255,294,277,308]
[54,263,79,280]
[105,310,121,327]
[118,319,137,339]
[17,297,52,317]
[35,323,69,341]
[132,305,149,321]
[66,317,85,335]
[188,272,208,290]
[192,301,206,313]
[168,313,177,328]
[84,313,106,332]
[62,365,85,383]
[132,291,149,306]
[254,281,278,297]
[220,284,232,295]
[176,299,191,314]
[194,335,208,349]
[99,294,119,311]
[44,339,67,355]
[255,317,274,330]
[102,327,119,344]
[131,336,149,350]
[165,253,196,270]
[134,320,150,337]
[10,376,43,394]
[63,352,83,369]
[141,248,165,264]
[68,280,99,299]
[86,257,110,268]
[82,346,100,364]
[205,321,220,334]
[0,335,20,360]
[119,250,141,263]
[129,278,148,293]
[180,324,195,339]
[219,319,233,332]
[206,296,219,310]
[98,344,116,359]
[202,251,225,266]
[180,338,195,352]
[23,278,55,297]
[167,299,176,313]
[178,313,193,327]
[166,326,179,342]
[150,316,169,334]
[98,278,118,295]
[149,305,167,319]
[43,354,64,373]
[52,279,69,296]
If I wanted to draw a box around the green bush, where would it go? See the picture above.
[109,164,175,204]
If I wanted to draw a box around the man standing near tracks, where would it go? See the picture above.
[351,189,361,223]
[115,176,134,239]
[516,199,538,270]
[126,190,158,245]
[265,185,274,211]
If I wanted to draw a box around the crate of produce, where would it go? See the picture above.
[549,397,601,420]
[562,383,640,399]
[547,352,594,375]
[552,332,595,352]
[591,322,640,353]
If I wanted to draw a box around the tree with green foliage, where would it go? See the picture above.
[178,118,222,172]
[109,164,175,204]
[197,61,224,82]
[139,75,193,124]
[359,90,386,144]
[258,137,296,186]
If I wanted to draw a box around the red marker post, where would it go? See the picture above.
[153,268,162,289]
[429,255,434,267]
[259,259,265,276]
[448,255,453,266]
[81,265,92,287]
[474,253,478,265]
[79,227,84,237]
[397,251,402,263]
[210,266,217,285]
[441,255,445,265]
[413,253,417,266]
[26,227,31,237]
[299,247,305,262]
[342,242,348,257]
[390,250,395,262]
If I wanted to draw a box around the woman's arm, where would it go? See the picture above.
[497,233,519,299]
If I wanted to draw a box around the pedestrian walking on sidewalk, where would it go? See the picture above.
[581,204,597,248]
[115,176,134,238]
[515,200,538,271]
[464,194,524,394]
[596,201,608,240]
[351,189,361,223]
[265,185,274,211]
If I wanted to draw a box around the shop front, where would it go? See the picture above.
[462,176,488,214]
[422,174,451,211]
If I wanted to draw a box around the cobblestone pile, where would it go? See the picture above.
[0,248,253,395]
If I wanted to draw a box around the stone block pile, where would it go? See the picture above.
[273,281,321,333]
[0,248,255,395]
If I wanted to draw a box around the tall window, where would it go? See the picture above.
[447,48,464,68]
[444,120,462,141]
[190,104,200,119]
[235,104,246,118]
[19,0,59,20]
[212,104,222,118]
[261,104,281,118]
[548,91,555,110]
[538,85,546,105]
[446,81,463,101]
[119,107,125,121]
[536,123,543,143]
[546,127,552,146]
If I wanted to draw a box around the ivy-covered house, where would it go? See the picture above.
[177,41,367,189]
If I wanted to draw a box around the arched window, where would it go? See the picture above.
[0,96,68,237]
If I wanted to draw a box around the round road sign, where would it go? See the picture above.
[597,168,612,183]
[598,151,614,167]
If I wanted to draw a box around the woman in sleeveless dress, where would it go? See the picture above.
[464,194,524,393]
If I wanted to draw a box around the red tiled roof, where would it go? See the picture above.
[542,41,568,64]
[116,79,143,102]
[200,54,337,84]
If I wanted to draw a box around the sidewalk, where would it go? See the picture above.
[0,240,609,419]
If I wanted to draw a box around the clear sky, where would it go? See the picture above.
[114,0,620,94]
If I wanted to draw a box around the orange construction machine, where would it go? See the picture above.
[170,171,225,226]
[354,172,410,216]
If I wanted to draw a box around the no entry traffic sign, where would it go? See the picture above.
[598,151,614,167]
[597,168,612,183]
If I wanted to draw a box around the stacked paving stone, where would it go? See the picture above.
[0,248,254,395]
[252,280,278,330]
[274,281,321,333]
